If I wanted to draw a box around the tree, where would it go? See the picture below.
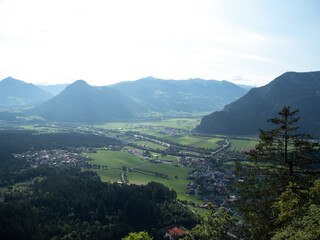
[183,204,232,240]
[272,180,320,240]
[121,231,153,240]
[234,106,320,239]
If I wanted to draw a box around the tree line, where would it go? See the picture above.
[0,168,197,240]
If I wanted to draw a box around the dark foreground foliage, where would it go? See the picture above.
[0,168,197,240]
[234,107,320,239]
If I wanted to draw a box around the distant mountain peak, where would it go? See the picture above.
[72,79,90,86]
[65,80,91,91]
[0,76,52,108]
[2,76,15,81]
[1,76,22,83]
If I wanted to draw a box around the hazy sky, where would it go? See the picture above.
[0,0,319,86]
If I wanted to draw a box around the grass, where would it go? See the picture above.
[195,141,219,149]
[94,169,122,182]
[85,150,145,169]
[127,172,203,205]
[134,163,192,179]
[228,139,259,152]
[155,153,178,162]
[162,135,204,145]
[135,140,164,150]
[95,118,201,132]
[208,137,225,143]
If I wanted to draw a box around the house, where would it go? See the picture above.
[164,225,186,239]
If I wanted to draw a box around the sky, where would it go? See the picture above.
[0,0,319,86]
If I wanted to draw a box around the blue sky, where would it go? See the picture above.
[0,0,319,86]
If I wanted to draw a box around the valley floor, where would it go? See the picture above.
[9,117,258,215]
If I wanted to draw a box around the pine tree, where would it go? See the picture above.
[234,106,320,239]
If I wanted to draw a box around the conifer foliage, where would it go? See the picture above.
[234,106,320,239]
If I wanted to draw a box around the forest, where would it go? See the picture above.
[0,168,197,239]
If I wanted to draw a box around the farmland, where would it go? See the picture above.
[228,139,259,152]
[84,149,201,206]
[126,172,202,205]
[95,169,122,182]
[134,163,192,179]
[84,150,145,169]
[135,140,164,150]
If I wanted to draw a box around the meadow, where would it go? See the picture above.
[96,118,200,132]
[133,163,192,179]
[228,139,259,152]
[84,150,145,169]
[126,172,203,205]
[135,140,164,150]
[153,153,178,162]
[84,149,203,207]
[94,169,123,182]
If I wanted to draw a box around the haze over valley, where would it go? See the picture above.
[0,0,319,239]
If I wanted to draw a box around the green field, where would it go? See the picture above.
[195,141,219,149]
[95,169,122,182]
[228,139,259,152]
[208,137,224,143]
[95,118,200,132]
[135,140,164,150]
[127,172,203,205]
[162,135,205,145]
[134,163,192,179]
[155,153,178,162]
[85,150,145,168]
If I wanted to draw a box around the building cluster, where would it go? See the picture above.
[13,149,91,168]
[189,168,235,206]
[178,155,236,208]
[157,127,186,136]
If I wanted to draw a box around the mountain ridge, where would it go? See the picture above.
[110,77,247,113]
[28,80,146,123]
[196,71,320,136]
[0,77,52,108]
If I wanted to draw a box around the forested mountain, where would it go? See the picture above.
[196,71,320,136]
[0,77,52,108]
[28,80,146,123]
[110,76,247,113]
[37,83,69,96]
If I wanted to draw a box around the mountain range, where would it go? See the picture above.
[28,80,146,123]
[196,71,320,136]
[110,77,247,113]
[37,84,69,96]
[0,76,249,123]
[0,77,52,108]
[30,77,246,123]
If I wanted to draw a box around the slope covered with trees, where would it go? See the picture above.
[29,80,146,123]
[0,169,197,240]
[0,77,52,108]
[111,76,247,113]
[196,71,320,136]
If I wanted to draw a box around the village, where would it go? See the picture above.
[12,125,247,218]
[13,147,95,169]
